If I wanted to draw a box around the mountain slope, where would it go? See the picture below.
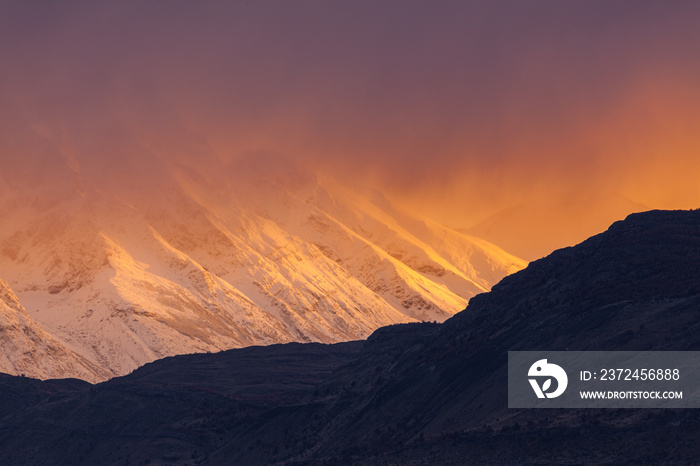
[0,154,524,379]
[0,279,109,382]
[0,209,698,464]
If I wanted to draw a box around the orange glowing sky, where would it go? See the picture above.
[2,1,700,260]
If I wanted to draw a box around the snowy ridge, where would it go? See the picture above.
[0,279,109,382]
[0,156,525,381]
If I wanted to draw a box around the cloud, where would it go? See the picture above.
[2,0,700,230]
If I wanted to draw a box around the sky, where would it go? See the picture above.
[2,1,700,258]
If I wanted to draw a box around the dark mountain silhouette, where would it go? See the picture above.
[1,209,700,465]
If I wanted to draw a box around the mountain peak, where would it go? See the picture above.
[0,164,524,380]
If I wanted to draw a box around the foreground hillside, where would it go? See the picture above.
[0,209,698,464]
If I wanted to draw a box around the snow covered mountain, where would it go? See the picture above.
[0,279,109,382]
[0,153,525,381]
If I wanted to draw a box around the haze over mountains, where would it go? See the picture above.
[4,0,698,385]
[0,148,524,382]
[465,193,649,260]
